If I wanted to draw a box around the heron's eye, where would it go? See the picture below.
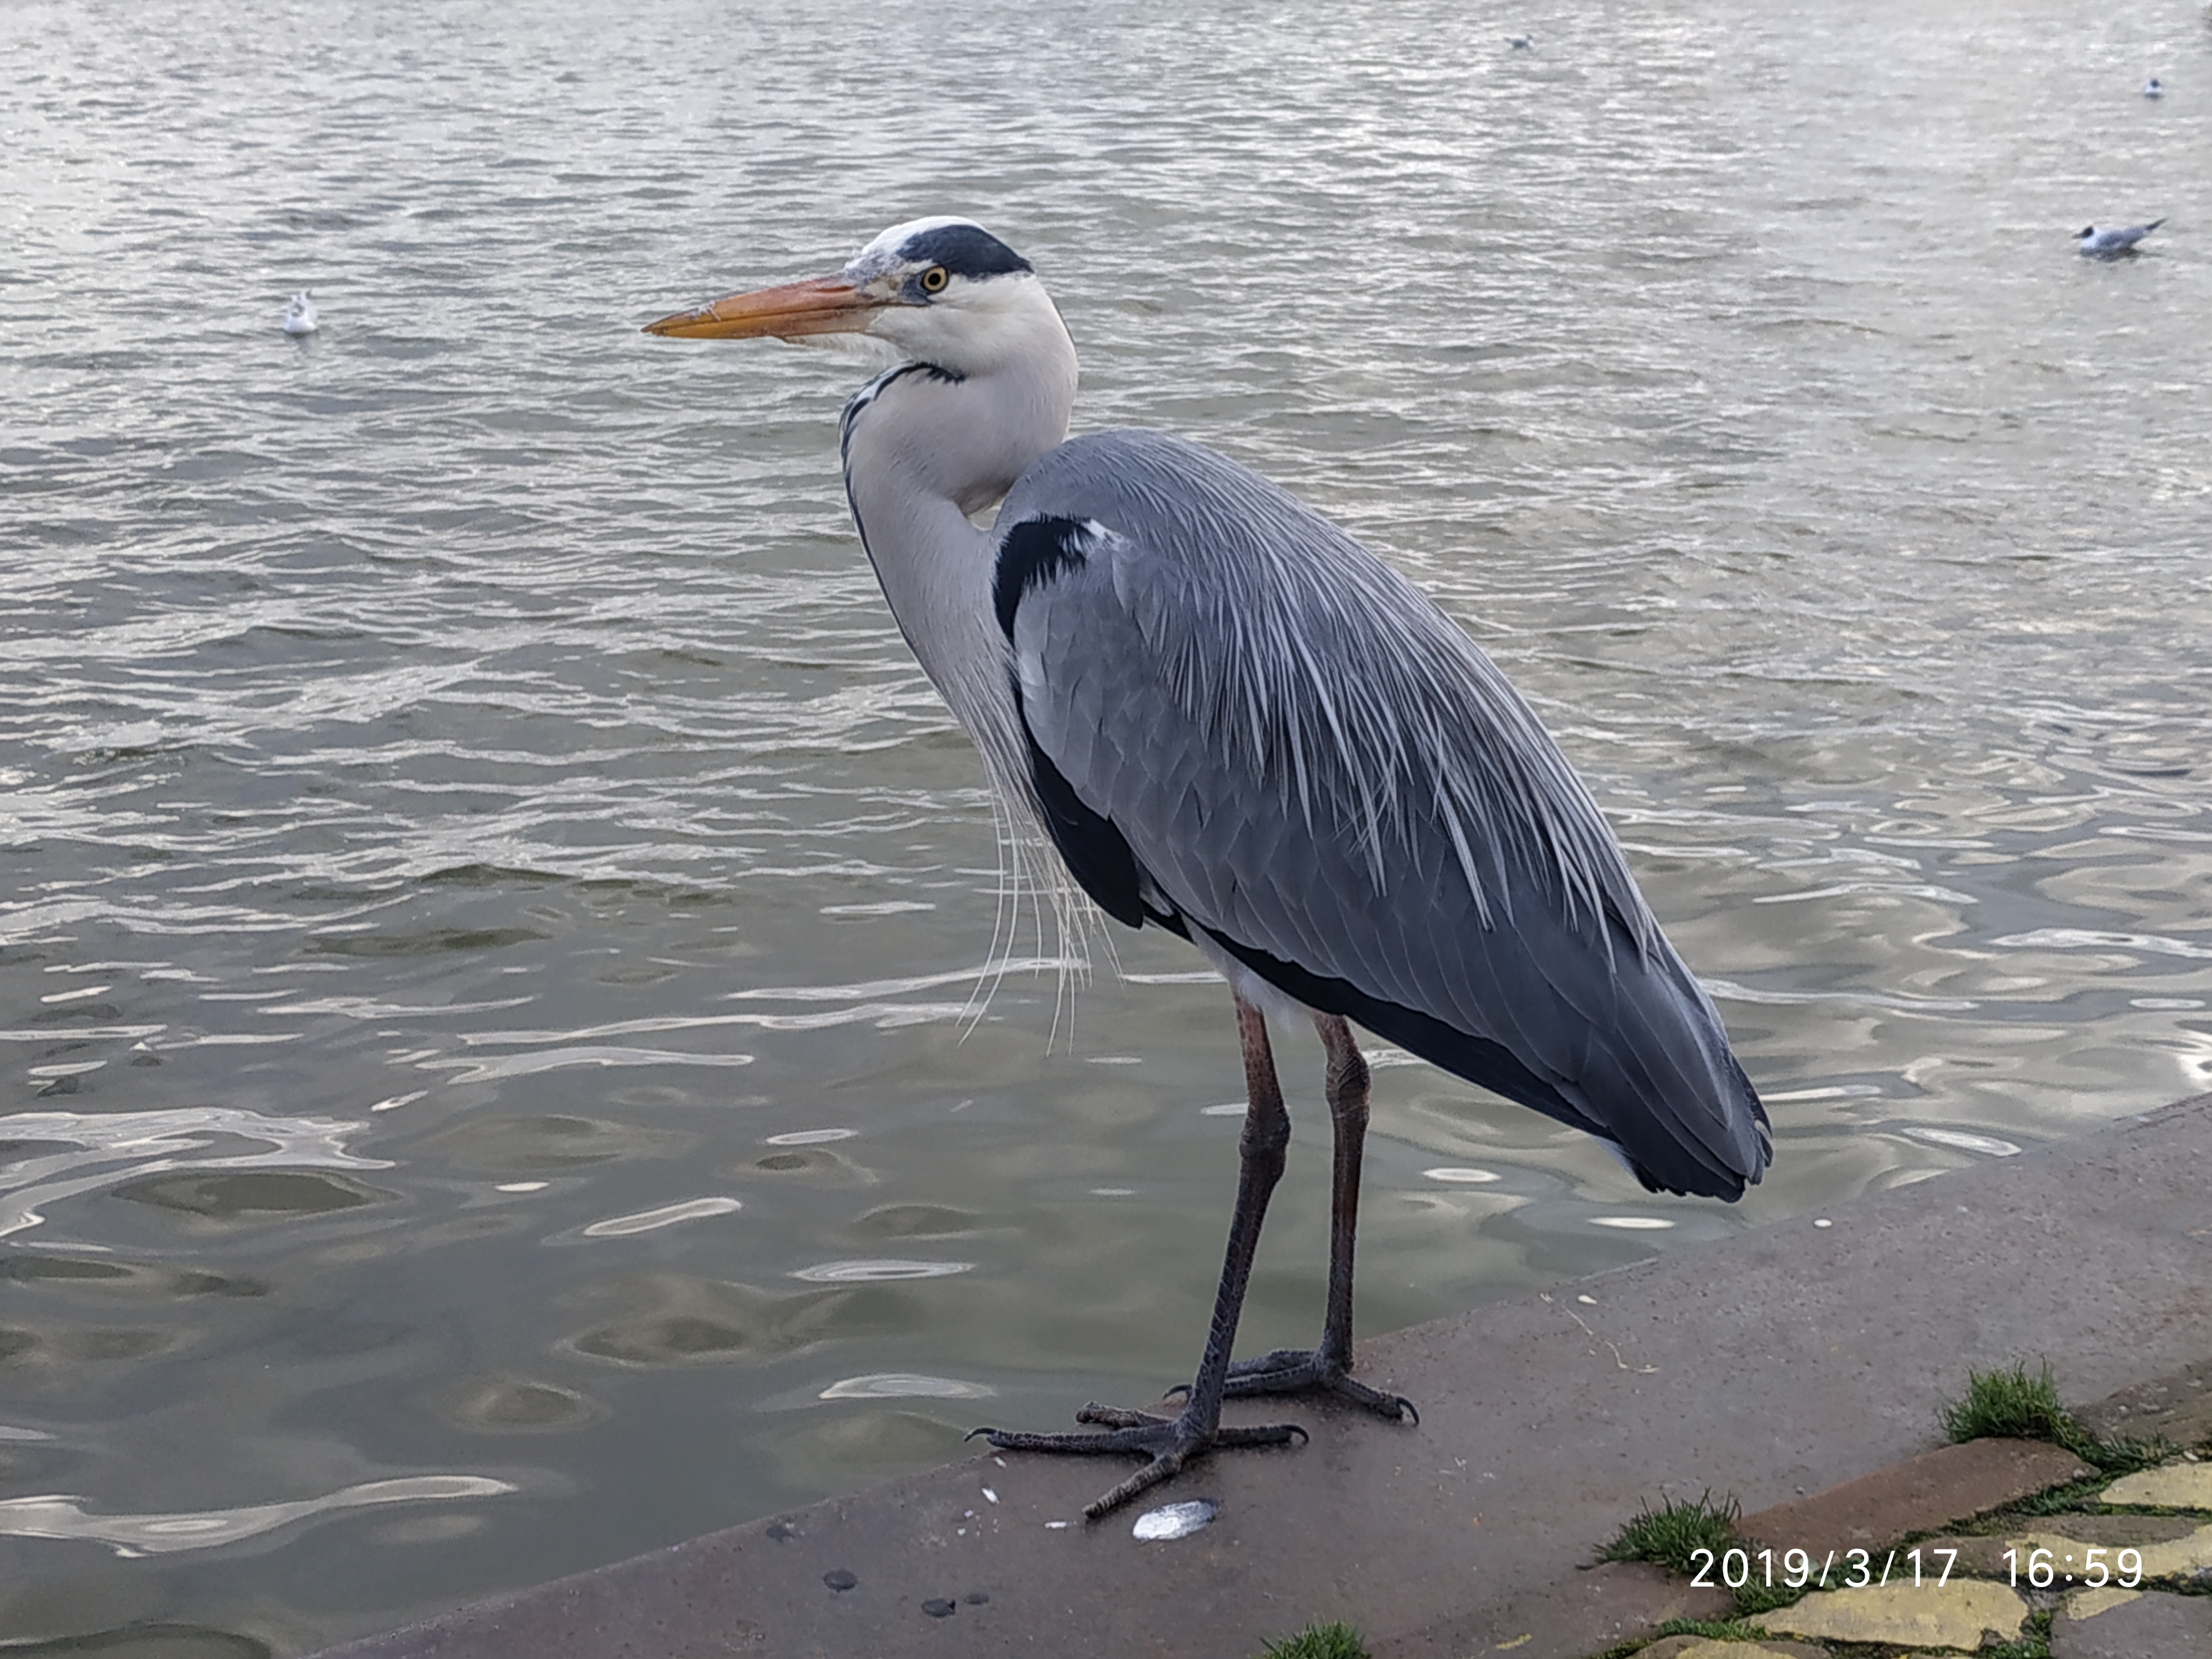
[919,265,950,295]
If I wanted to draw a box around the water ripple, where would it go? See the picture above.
[579,1197,744,1239]
[789,1260,975,1284]
[1,1107,389,1239]
[0,1475,516,1558]
[2,0,2208,1645]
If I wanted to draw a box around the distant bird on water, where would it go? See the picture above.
[282,291,318,335]
[1508,33,1534,49]
[644,218,1770,1517]
[2078,220,2164,256]
[2141,77,2163,99]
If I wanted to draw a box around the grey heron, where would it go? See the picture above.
[2078,219,2164,255]
[645,218,1770,1518]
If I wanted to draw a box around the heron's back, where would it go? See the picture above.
[998,429,1770,1199]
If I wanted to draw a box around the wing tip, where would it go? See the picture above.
[1624,1056,1772,1201]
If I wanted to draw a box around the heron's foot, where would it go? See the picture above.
[1171,1347,1418,1425]
[973,1402,1307,1519]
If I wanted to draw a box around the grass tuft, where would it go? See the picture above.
[1598,1490,1740,1575]
[1940,1360,2174,1472]
[1601,1493,1814,1619]
[1258,1620,1368,1659]
[1942,1360,2078,1446]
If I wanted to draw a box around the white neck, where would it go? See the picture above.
[839,278,1078,755]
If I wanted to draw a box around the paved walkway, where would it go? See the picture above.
[1541,1430,2212,1659]
[312,1093,2212,1658]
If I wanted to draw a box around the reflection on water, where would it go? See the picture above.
[576,1196,744,1239]
[0,1476,516,1558]
[1,1108,389,1239]
[3,0,2210,1648]
[788,1259,975,1283]
[816,1372,994,1400]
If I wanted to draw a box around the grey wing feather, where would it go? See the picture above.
[999,429,1768,1198]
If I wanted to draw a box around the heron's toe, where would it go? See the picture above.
[979,1400,1306,1517]
[1216,1346,1420,1424]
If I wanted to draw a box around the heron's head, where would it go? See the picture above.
[645,217,1063,378]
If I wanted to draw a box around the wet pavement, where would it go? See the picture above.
[309,1093,2212,1658]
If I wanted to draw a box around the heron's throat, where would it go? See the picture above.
[838,306,1078,765]
[843,282,1079,517]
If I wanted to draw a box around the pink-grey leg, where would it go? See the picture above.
[1208,1013,1416,1422]
[977,994,1310,1517]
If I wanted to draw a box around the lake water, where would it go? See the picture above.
[3,0,2209,1650]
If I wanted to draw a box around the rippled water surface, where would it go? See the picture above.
[5,0,2210,1648]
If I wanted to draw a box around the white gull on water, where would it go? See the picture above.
[2077,220,2164,256]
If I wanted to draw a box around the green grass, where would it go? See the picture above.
[1942,1360,2081,1446]
[2075,1431,2174,1475]
[1725,1578,1801,1617]
[1598,1490,1741,1575]
[1940,1360,2173,1472]
[1981,1608,2054,1658]
[1257,1620,1368,1659]
[1599,1491,1819,1620]
[1989,1470,2132,1519]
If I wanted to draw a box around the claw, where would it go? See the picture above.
[1214,1345,1421,1424]
[984,1401,1306,1516]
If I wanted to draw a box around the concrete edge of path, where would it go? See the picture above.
[307,1092,2212,1659]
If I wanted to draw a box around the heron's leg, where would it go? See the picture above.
[1211,1013,1416,1423]
[976,995,1307,1517]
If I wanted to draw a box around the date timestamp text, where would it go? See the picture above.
[2003,1546,2143,1589]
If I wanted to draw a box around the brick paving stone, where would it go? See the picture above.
[1736,1438,2093,1556]
[2049,1585,2212,1659]
[1367,1561,1731,1659]
[2098,1461,2212,1510]
[2074,1360,2212,1449]
[1755,1579,2029,1648]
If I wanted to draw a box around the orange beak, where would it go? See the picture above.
[642,274,883,341]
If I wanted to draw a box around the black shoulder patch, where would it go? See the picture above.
[897,222,1032,278]
[993,516,1090,641]
[995,518,1178,939]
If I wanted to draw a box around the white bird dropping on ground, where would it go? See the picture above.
[2142,77,2163,99]
[282,291,318,335]
[2078,220,2164,256]
[644,218,1770,1519]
